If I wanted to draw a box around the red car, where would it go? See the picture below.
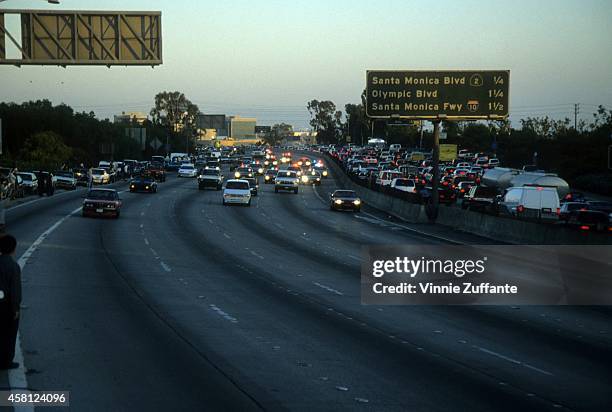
[82,188,122,218]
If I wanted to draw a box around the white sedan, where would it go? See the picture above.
[222,179,251,206]
[178,163,197,178]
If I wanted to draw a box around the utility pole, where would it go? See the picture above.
[427,120,441,222]
[574,103,580,130]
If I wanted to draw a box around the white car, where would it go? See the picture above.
[178,163,197,178]
[390,178,417,193]
[223,179,252,206]
[91,168,110,184]
[17,172,38,193]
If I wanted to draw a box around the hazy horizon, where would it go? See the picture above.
[1,0,611,128]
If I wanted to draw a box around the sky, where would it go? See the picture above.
[1,0,611,129]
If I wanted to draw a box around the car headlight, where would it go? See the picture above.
[306,161,311,166]
[235,172,241,178]
[322,171,328,176]
[265,175,270,180]
[273,161,278,166]
[301,175,309,183]
[353,200,361,205]
[258,168,264,174]
[145,186,149,189]
[293,180,298,185]
[334,199,343,205]
[130,185,135,189]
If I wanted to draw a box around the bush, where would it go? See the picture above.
[572,174,612,196]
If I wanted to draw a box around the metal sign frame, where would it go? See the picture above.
[365,69,510,120]
[0,9,162,66]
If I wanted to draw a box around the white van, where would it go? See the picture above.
[499,186,560,221]
[376,170,404,187]
[389,144,401,153]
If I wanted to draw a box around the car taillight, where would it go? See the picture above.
[580,225,590,231]
[556,208,560,216]
[517,205,524,213]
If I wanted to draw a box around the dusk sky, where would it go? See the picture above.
[1,0,611,128]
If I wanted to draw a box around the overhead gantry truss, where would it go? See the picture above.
[0,9,162,66]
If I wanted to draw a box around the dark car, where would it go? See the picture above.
[559,202,588,222]
[566,210,610,232]
[422,185,457,205]
[264,168,277,184]
[148,162,166,182]
[461,185,498,211]
[585,200,612,214]
[244,177,259,196]
[129,176,158,193]
[54,171,77,190]
[234,167,254,179]
[330,190,361,212]
[73,168,89,186]
[82,188,122,218]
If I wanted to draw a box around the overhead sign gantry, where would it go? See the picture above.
[0,9,162,66]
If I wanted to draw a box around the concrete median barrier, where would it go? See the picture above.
[324,154,611,245]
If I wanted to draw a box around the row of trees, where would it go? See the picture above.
[306,97,612,194]
[0,91,202,171]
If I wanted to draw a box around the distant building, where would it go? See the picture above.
[114,111,148,125]
[197,114,227,137]
[230,116,257,140]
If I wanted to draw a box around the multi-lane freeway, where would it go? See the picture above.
[1,156,611,411]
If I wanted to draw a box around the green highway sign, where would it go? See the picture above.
[366,70,509,120]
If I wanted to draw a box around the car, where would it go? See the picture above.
[390,178,417,193]
[178,163,197,178]
[91,168,111,185]
[244,177,259,196]
[566,210,611,232]
[264,168,277,184]
[498,186,560,221]
[275,170,299,194]
[82,188,122,218]
[455,181,475,198]
[308,170,322,186]
[461,186,498,211]
[129,176,158,193]
[222,179,252,206]
[234,166,254,179]
[584,200,612,214]
[559,202,589,222]
[330,190,362,212]
[312,163,329,178]
[17,172,38,194]
[73,168,89,186]
[198,167,224,190]
[54,171,77,190]
[148,162,166,182]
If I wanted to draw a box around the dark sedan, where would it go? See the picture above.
[330,190,361,212]
[130,176,158,193]
[82,188,122,218]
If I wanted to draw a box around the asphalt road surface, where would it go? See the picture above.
[1,161,610,411]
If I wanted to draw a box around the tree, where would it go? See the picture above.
[19,131,72,170]
[307,99,339,144]
[266,123,293,146]
[150,91,199,132]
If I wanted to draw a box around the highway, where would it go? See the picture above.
[1,160,611,411]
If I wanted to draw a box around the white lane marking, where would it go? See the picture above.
[208,219,214,224]
[149,248,158,257]
[249,250,264,260]
[6,188,85,212]
[160,262,172,272]
[209,304,238,323]
[313,282,344,296]
[474,346,553,376]
[144,238,150,245]
[223,233,232,240]
[139,224,144,229]
[360,211,462,244]
[12,205,82,411]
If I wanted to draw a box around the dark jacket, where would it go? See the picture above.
[0,255,21,314]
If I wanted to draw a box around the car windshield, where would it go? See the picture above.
[18,173,32,180]
[279,171,297,178]
[226,181,249,190]
[334,191,356,198]
[55,172,73,177]
[134,177,153,183]
[202,170,219,176]
[92,169,105,175]
[87,190,117,200]
[181,165,194,170]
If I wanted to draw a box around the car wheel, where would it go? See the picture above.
[247,200,251,206]
[217,185,221,191]
[275,188,278,193]
[294,189,298,194]
[223,200,227,206]
[115,211,120,219]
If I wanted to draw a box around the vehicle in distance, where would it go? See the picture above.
[223,179,252,206]
[130,176,158,193]
[198,168,224,190]
[16,172,38,194]
[264,169,277,184]
[330,190,361,212]
[82,188,122,218]
[244,177,259,196]
[234,167,254,179]
[275,170,299,194]
[54,171,77,190]
[178,163,198,178]
[303,170,322,186]
[91,168,111,185]
[498,186,560,221]
[148,162,166,182]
